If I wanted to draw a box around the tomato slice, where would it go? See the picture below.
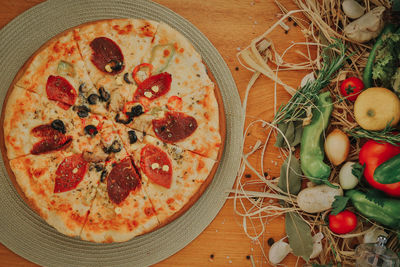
[140,145,172,189]
[152,111,197,143]
[107,157,140,204]
[54,154,88,193]
[31,125,60,138]
[46,75,77,107]
[133,72,172,101]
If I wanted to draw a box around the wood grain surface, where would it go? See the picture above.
[0,0,311,266]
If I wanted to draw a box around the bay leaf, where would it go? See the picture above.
[278,154,302,195]
[285,212,314,262]
[292,121,303,147]
[285,121,295,146]
[275,122,288,147]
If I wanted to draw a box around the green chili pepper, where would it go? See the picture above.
[374,153,400,184]
[346,189,400,230]
[363,24,398,89]
[149,44,175,74]
[57,60,75,77]
[300,91,333,185]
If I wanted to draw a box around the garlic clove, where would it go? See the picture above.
[310,232,324,259]
[324,129,350,166]
[268,239,292,265]
[342,0,365,19]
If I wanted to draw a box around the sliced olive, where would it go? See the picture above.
[126,105,144,117]
[95,164,104,172]
[106,60,124,72]
[123,72,132,84]
[84,125,98,136]
[115,113,133,125]
[100,170,108,182]
[128,130,137,144]
[74,105,90,118]
[109,140,122,153]
[51,119,66,134]
[79,83,85,95]
[98,87,110,102]
[88,94,99,105]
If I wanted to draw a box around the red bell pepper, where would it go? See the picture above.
[359,140,400,197]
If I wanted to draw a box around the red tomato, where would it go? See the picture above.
[340,77,364,101]
[329,210,357,234]
[359,140,400,197]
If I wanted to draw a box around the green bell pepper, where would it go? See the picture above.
[300,91,333,185]
[346,189,400,230]
[374,153,400,184]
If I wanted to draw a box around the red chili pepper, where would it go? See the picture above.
[132,63,153,85]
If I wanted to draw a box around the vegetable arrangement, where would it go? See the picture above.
[234,0,400,266]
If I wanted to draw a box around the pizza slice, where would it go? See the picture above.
[80,121,159,243]
[9,151,101,237]
[112,83,221,160]
[116,125,216,224]
[14,30,106,115]
[4,86,78,160]
[74,19,159,115]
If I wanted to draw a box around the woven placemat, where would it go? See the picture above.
[0,0,243,266]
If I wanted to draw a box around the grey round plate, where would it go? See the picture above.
[0,0,243,266]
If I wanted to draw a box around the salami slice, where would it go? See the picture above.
[140,144,172,189]
[133,72,171,101]
[107,157,140,204]
[46,75,77,107]
[54,154,88,193]
[152,111,197,143]
[30,124,72,155]
[90,37,124,74]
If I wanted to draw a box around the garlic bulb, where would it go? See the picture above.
[268,239,292,265]
[342,0,365,19]
[344,6,385,43]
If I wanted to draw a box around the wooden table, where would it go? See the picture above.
[0,1,310,266]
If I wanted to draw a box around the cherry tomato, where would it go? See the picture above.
[359,140,400,197]
[340,77,364,101]
[329,210,357,234]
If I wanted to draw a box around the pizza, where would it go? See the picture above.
[2,19,223,243]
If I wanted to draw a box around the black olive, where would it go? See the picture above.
[98,87,110,102]
[79,83,85,95]
[100,170,107,182]
[126,105,143,117]
[108,60,124,72]
[123,73,132,84]
[88,94,99,105]
[115,113,133,125]
[95,164,104,172]
[84,125,98,136]
[128,130,137,144]
[74,105,90,118]
[51,119,66,134]
[109,140,122,153]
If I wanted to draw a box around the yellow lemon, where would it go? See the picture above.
[354,87,400,130]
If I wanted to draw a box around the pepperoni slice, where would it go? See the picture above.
[54,154,88,193]
[90,37,124,75]
[107,157,140,204]
[133,72,172,101]
[152,111,197,143]
[30,124,72,155]
[140,145,172,189]
[46,75,77,108]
